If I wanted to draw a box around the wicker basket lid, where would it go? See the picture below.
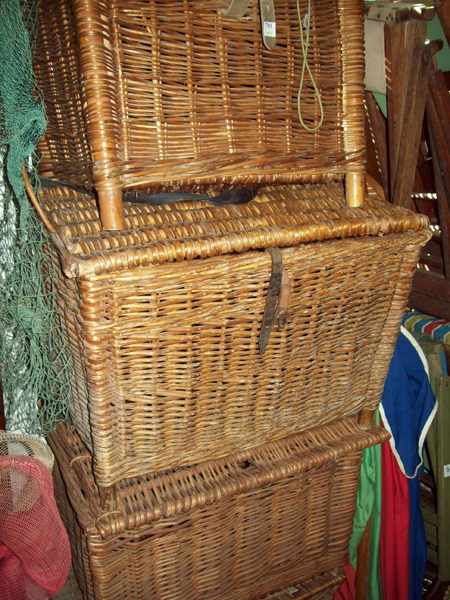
[48,416,388,538]
[40,181,428,277]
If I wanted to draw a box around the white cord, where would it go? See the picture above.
[297,0,324,132]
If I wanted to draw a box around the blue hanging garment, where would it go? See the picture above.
[380,326,437,600]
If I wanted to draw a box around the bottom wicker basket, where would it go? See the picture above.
[49,418,387,600]
[265,571,344,599]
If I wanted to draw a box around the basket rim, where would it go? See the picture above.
[48,416,389,538]
[40,180,429,278]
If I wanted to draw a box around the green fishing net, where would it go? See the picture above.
[0,0,70,434]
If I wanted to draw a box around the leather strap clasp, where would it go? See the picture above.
[259,249,291,354]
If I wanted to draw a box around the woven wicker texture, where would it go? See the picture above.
[43,181,428,273]
[265,571,342,599]
[34,0,366,207]
[49,417,388,600]
[41,181,429,486]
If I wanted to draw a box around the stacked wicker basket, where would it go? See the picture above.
[31,1,430,598]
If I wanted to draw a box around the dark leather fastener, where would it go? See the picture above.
[259,248,283,354]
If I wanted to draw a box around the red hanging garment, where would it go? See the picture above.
[379,442,410,600]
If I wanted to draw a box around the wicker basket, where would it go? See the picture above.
[34,0,367,229]
[39,180,428,487]
[266,572,343,599]
[49,417,388,600]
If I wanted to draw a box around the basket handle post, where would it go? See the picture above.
[339,0,366,207]
[97,186,125,231]
[346,172,365,207]
[73,0,125,231]
[358,408,374,431]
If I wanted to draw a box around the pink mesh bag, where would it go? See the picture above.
[0,454,71,599]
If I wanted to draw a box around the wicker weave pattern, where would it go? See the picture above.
[266,572,343,599]
[43,182,428,273]
[35,0,365,200]
[33,0,92,188]
[50,418,387,600]
[42,183,429,486]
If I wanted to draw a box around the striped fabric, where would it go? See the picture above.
[402,311,450,346]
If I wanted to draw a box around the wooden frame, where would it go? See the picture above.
[410,66,450,319]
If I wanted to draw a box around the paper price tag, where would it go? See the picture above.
[263,21,276,37]
[260,0,276,50]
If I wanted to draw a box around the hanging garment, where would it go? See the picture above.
[380,440,410,600]
[336,326,437,600]
[379,326,437,600]
[334,433,383,600]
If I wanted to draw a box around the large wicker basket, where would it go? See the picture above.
[40,180,428,487]
[60,571,343,600]
[49,417,388,600]
[34,0,367,229]
[266,572,343,599]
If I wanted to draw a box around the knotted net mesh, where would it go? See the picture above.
[0,0,71,434]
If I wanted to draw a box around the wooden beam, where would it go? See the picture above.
[410,289,450,322]
[389,37,441,207]
[385,20,427,200]
[365,91,389,200]
[413,270,450,300]
[365,2,435,23]
[427,67,450,278]
[410,270,450,320]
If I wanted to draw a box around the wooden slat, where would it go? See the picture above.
[385,20,427,200]
[410,271,450,321]
[427,67,450,279]
[388,35,440,207]
[365,91,389,199]
[410,66,450,319]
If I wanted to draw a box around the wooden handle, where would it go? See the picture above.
[97,187,126,231]
[22,168,56,234]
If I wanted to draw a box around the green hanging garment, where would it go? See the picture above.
[335,412,383,600]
